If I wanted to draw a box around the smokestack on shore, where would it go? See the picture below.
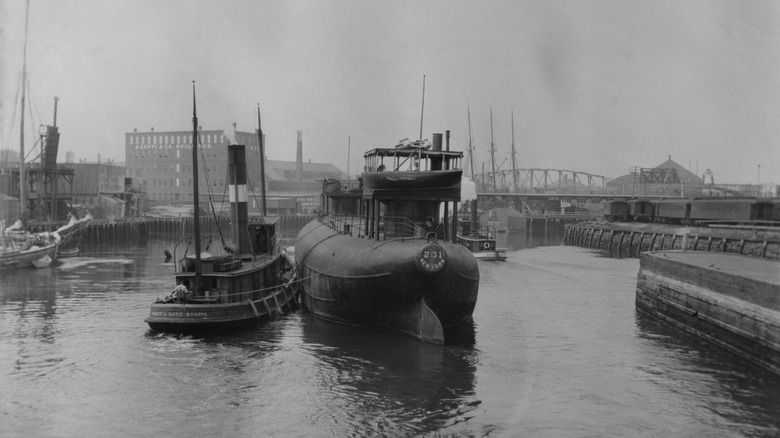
[296,130,303,182]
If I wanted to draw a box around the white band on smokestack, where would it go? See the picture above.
[229,184,247,203]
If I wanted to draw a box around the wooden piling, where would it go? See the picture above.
[564,222,780,260]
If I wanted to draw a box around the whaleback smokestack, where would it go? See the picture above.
[296,130,303,182]
[432,133,443,151]
[431,133,443,171]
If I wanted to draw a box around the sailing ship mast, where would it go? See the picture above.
[256,104,267,216]
[510,110,519,192]
[18,0,31,229]
[418,74,426,165]
[489,107,497,191]
[466,105,475,179]
[191,82,202,290]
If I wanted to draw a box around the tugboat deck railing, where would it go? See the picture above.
[318,213,444,241]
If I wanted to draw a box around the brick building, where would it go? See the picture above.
[125,128,343,210]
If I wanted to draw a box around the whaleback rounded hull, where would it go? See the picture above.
[295,219,479,344]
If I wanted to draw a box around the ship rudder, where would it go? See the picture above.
[415,299,444,345]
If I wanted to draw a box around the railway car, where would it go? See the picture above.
[652,199,691,224]
[603,199,629,221]
[689,198,774,223]
[627,199,654,222]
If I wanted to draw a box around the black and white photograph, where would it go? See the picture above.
[1,1,779,436]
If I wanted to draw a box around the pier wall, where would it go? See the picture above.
[636,251,780,375]
[564,222,780,260]
[62,215,316,246]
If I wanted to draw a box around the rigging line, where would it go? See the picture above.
[217,180,228,215]
[22,78,38,160]
[195,135,228,244]
[198,137,220,207]
[245,175,262,215]
[2,75,23,154]
[206,186,227,250]
[198,143,227,241]
[24,75,44,132]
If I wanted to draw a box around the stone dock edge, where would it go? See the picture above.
[636,250,780,375]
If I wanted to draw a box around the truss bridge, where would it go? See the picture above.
[471,168,610,195]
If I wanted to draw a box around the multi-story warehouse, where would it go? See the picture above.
[125,128,228,203]
[125,128,343,209]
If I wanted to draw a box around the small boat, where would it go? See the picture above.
[457,232,507,262]
[144,92,298,334]
[31,254,52,268]
[0,227,59,269]
[295,133,480,344]
[457,201,507,262]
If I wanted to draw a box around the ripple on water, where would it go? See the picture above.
[2,242,780,437]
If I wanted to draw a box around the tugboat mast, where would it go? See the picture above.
[191,82,202,290]
[256,104,267,216]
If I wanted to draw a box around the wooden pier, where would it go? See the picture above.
[61,214,316,246]
[564,221,780,260]
[636,251,780,375]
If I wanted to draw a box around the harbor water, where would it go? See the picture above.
[1,230,779,437]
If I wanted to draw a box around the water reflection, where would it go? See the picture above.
[634,311,780,437]
[3,238,779,437]
[299,314,480,435]
[498,223,566,252]
[1,268,61,379]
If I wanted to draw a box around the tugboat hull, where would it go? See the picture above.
[296,220,479,344]
[145,286,297,334]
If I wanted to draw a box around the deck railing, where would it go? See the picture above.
[317,213,441,240]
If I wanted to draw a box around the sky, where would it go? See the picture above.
[1,0,778,185]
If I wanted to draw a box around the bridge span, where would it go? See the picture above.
[472,168,611,193]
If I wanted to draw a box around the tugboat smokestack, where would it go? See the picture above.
[228,144,249,255]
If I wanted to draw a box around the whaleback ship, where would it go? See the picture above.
[295,133,479,344]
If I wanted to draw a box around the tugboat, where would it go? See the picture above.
[145,89,298,334]
[295,133,480,344]
[457,200,507,262]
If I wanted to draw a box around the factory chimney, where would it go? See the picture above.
[296,130,303,182]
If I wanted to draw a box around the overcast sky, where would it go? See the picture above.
[1,0,778,184]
